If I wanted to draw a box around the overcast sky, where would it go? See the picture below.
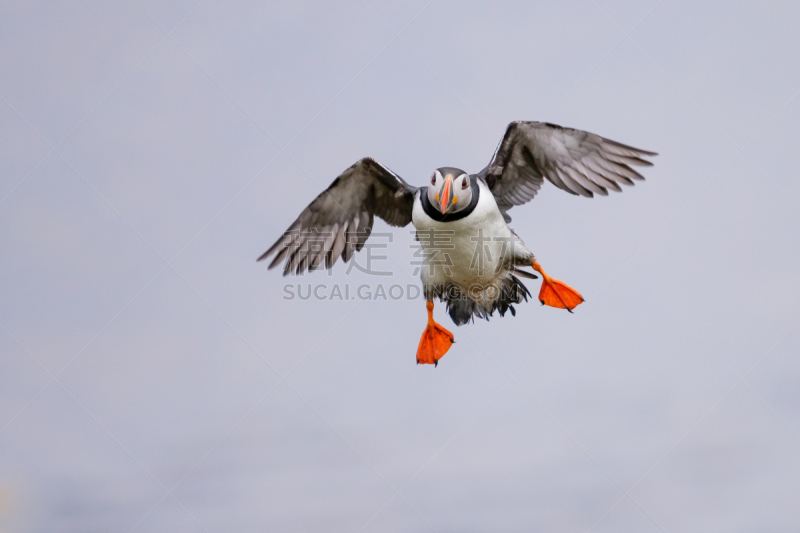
[1,1,800,532]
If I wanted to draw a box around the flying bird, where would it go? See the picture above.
[259,121,656,366]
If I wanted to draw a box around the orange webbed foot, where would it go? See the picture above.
[532,260,585,313]
[417,301,454,367]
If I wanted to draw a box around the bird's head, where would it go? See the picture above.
[427,167,472,215]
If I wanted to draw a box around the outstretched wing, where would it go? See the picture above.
[259,157,417,275]
[478,121,657,221]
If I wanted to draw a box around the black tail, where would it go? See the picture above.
[441,275,531,326]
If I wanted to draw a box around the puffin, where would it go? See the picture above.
[259,121,656,366]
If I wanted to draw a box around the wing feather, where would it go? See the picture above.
[479,121,656,219]
[259,158,416,275]
[575,161,620,192]
[328,222,347,269]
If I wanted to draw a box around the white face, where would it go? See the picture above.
[427,169,472,215]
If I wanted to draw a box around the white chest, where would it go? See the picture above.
[411,181,514,287]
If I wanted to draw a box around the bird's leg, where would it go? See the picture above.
[531,260,585,313]
[416,300,454,367]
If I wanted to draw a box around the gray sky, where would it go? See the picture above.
[1,1,800,532]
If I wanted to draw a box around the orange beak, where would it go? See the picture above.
[439,176,453,214]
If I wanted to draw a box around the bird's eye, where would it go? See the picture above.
[431,174,436,186]
[461,177,469,190]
